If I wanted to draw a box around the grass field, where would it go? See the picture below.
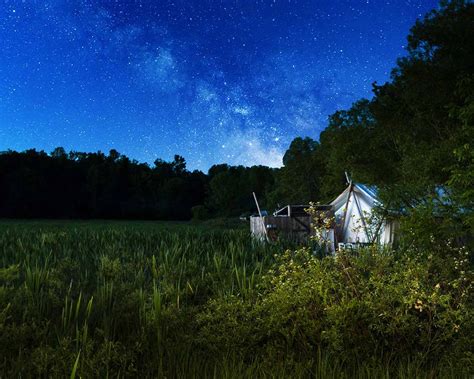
[0,220,471,378]
[0,220,283,377]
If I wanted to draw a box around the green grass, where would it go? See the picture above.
[0,220,470,377]
[0,220,283,376]
[0,217,246,231]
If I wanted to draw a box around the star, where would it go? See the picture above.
[0,0,439,171]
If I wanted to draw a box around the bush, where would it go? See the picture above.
[191,205,210,221]
[197,246,474,375]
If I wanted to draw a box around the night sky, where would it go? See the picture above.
[0,0,439,171]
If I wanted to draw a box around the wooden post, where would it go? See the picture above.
[339,182,353,244]
[345,171,351,184]
[253,192,268,242]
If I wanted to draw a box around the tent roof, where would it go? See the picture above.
[356,183,378,199]
[330,182,380,212]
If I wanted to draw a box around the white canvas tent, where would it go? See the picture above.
[250,179,398,250]
[330,182,397,249]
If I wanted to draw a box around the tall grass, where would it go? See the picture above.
[0,221,470,377]
[0,221,286,376]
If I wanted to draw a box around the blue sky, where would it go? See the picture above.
[0,0,439,171]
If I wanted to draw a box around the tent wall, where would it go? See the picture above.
[331,183,397,247]
[381,219,399,245]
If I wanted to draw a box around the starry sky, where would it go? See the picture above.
[0,0,439,171]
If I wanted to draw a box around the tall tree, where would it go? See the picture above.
[269,137,327,206]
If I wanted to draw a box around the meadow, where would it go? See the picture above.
[0,220,472,378]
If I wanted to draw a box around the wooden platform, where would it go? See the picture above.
[250,215,312,242]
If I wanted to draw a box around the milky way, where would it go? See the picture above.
[0,0,438,171]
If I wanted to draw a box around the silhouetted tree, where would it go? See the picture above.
[0,150,209,220]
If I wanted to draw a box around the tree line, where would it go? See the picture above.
[0,148,277,220]
[1,1,472,226]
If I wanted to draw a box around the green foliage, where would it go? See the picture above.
[0,220,472,377]
[191,204,210,220]
[0,221,282,377]
[198,246,473,377]
[206,164,276,217]
[448,74,474,229]
[268,137,329,205]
